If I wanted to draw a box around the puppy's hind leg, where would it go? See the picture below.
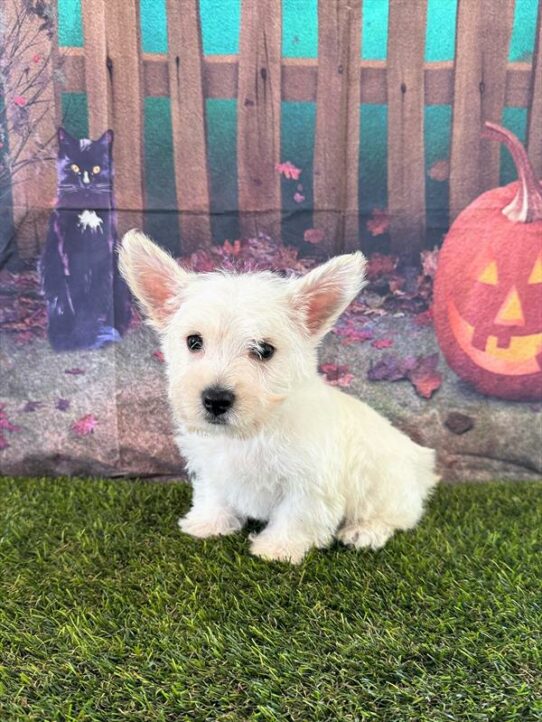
[337,520,395,550]
[338,449,437,551]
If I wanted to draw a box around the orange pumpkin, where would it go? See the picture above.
[434,122,542,401]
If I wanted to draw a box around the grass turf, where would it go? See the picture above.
[0,478,541,721]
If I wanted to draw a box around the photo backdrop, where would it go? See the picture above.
[1,0,541,482]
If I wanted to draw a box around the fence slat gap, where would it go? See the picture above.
[314,0,362,254]
[167,0,212,252]
[387,0,428,262]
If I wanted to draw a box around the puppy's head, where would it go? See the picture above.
[120,230,366,437]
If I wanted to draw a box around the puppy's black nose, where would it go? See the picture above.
[202,386,235,417]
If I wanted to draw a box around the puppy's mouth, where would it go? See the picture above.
[205,414,228,426]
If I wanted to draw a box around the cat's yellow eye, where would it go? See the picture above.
[92,165,101,174]
[70,163,80,174]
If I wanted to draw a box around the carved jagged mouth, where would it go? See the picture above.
[448,301,542,376]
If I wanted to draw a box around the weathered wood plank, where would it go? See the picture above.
[313,0,362,253]
[167,0,211,252]
[237,0,282,239]
[60,52,533,107]
[478,0,515,192]
[450,0,514,222]
[2,0,59,257]
[104,0,144,235]
[387,0,427,262]
[527,2,542,177]
[81,0,111,137]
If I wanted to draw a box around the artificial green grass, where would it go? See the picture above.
[0,478,541,722]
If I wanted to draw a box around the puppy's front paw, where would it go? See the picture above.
[178,510,242,539]
[249,531,308,565]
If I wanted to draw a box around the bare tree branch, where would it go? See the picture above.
[0,0,61,200]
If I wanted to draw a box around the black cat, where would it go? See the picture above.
[40,128,131,351]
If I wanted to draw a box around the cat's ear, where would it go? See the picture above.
[97,129,113,147]
[119,229,192,330]
[57,127,77,154]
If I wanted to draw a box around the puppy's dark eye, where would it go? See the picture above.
[187,334,203,352]
[250,341,275,361]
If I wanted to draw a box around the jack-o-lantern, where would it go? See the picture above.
[434,122,542,401]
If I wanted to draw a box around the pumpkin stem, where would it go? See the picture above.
[481,121,542,223]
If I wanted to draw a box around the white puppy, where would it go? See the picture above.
[120,230,438,564]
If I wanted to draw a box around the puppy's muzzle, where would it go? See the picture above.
[202,386,235,420]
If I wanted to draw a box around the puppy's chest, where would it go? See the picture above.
[180,433,290,518]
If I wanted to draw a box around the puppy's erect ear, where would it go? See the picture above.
[290,252,367,338]
[119,229,191,329]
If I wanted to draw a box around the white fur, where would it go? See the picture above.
[120,230,439,564]
[78,210,103,233]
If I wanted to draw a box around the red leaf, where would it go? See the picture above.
[56,399,70,412]
[319,363,354,387]
[367,355,417,382]
[371,338,394,349]
[65,368,85,375]
[152,350,165,363]
[428,158,449,182]
[304,228,325,245]
[223,240,242,256]
[0,405,20,433]
[410,373,442,399]
[333,322,373,344]
[407,353,442,399]
[414,309,433,327]
[293,192,305,203]
[275,161,301,180]
[365,253,397,280]
[15,331,34,345]
[72,414,98,437]
[367,209,390,237]
[188,235,315,275]
[320,363,347,375]
[23,401,42,412]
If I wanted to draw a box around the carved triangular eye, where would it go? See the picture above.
[528,255,542,284]
[478,260,498,285]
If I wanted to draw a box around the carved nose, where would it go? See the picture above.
[202,386,235,416]
[495,286,525,326]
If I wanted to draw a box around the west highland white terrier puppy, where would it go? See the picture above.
[120,230,438,564]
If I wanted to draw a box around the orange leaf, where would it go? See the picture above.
[275,161,301,180]
[367,209,390,237]
[428,159,449,182]
[304,228,325,245]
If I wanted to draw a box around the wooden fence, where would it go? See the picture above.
[6,0,542,260]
